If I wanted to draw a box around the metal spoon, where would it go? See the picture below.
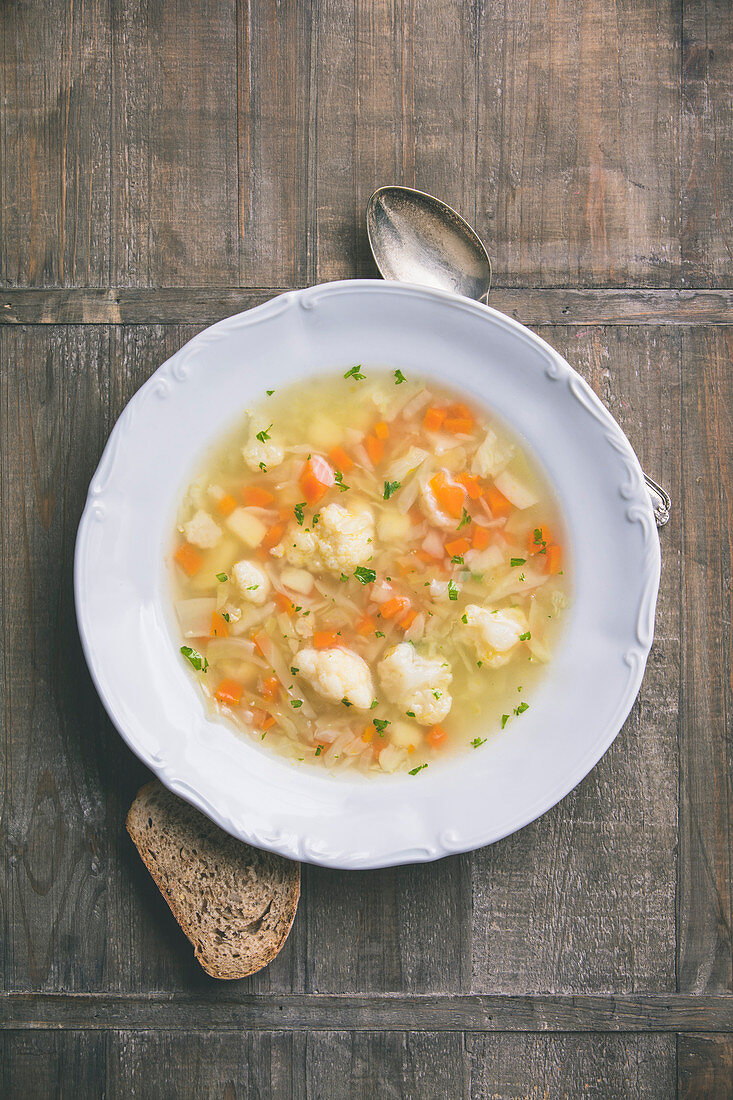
[366,184,670,527]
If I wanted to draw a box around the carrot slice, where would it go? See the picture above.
[356,615,376,636]
[416,547,442,563]
[242,486,275,508]
[471,525,491,550]
[443,417,473,435]
[365,434,384,465]
[456,472,482,499]
[261,676,279,699]
[216,493,238,517]
[545,545,563,574]
[427,725,448,748]
[261,713,277,730]
[485,485,514,519]
[429,471,466,518]
[314,630,341,649]
[445,536,471,558]
[361,726,374,743]
[528,526,554,554]
[449,402,473,420]
[399,608,418,630]
[274,592,294,614]
[423,406,447,431]
[215,678,243,706]
[174,544,203,577]
[262,522,285,551]
[300,455,335,505]
[328,444,354,472]
[210,611,230,638]
[380,596,411,620]
[373,420,389,440]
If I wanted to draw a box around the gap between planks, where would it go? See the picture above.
[1,994,731,1033]
[0,288,731,326]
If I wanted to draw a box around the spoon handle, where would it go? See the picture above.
[644,474,671,527]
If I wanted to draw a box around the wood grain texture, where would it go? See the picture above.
[682,0,733,287]
[0,1030,108,1100]
[678,1033,733,1100]
[1,287,732,326]
[0,0,111,286]
[467,1033,676,1100]
[678,327,733,994]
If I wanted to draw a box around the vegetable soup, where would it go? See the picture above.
[170,368,570,776]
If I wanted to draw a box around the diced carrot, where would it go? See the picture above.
[399,608,418,630]
[485,485,514,519]
[456,472,482,499]
[449,402,473,419]
[253,632,270,657]
[423,406,447,431]
[215,678,243,706]
[174,543,203,577]
[472,525,491,550]
[261,676,279,700]
[357,615,376,636]
[242,485,275,508]
[261,713,277,730]
[216,493,238,517]
[365,434,384,465]
[528,526,554,553]
[545,545,563,574]
[444,417,474,435]
[427,725,448,748]
[373,420,389,440]
[314,630,341,649]
[417,547,442,563]
[361,726,374,743]
[429,471,466,518]
[274,592,294,614]
[445,536,471,557]
[210,611,230,639]
[299,455,335,505]
[380,596,411,620]
[407,744,415,754]
[262,522,285,550]
[278,507,292,521]
[328,444,354,472]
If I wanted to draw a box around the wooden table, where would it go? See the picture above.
[1,2,731,1096]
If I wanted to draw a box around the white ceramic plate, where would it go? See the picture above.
[75,280,660,869]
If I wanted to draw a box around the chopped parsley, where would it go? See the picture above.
[315,744,324,756]
[215,572,228,582]
[519,631,531,641]
[375,630,385,638]
[477,660,483,668]
[514,701,529,715]
[471,737,487,749]
[290,666,299,676]
[383,480,401,500]
[334,469,350,492]
[221,612,230,622]
[457,508,471,530]
[510,558,526,568]
[461,612,469,624]
[291,699,303,709]
[341,698,352,707]
[519,573,525,582]
[344,364,365,380]
[259,461,267,472]
[501,714,510,729]
[433,690,442,699]
[256,424,273,443]
[246,584,259,591]
[266,389,275,396]
[294,502,306,526]
[448,580,459,601]
[340,573,348,582]
[409,763,428,776]
[373,718,390,735]
[406,710,416,718]
[354,566,376,585]
[180,646,208,673]
[370,699,379,709]
[451,554,464,565]
[394,369,407,384]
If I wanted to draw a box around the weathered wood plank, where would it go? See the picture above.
[472,327,680,994]
[0,0,111,286]
[0,1030,108,1100]
[304,1032,466,1100]
[2,287,732,327]
[476,0,681,287]
[2,992,732,1033]
[467,1034,677,1100]
[678,328,733,994]
[682,0,733,287]
[678,1033,733,1100]
[110,0,239,286]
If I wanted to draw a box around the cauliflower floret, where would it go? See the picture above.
[274,502,375,575]
[242,418,285,473]
[232,559,270,605]
[377,642,452,726]
[471,427,514,480]
[182,509,222,549]
[295,647,375,711]
[418,473,463,530]
[461,604,528,668]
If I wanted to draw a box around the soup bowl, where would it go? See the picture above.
[75,280,660,869]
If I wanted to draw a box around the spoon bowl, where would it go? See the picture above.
[367,185,492,302]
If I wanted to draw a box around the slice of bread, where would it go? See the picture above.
[126,780,300,979]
